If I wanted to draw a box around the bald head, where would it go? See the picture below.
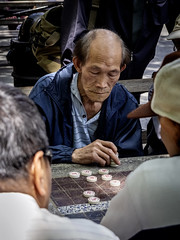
[73,29,130,68]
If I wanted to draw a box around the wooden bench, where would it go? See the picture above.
[0,19,24,26]
[19,86,33,96]
[0,29,19,38]
[119,78,153,94]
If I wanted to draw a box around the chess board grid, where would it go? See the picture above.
[50,170,131,222]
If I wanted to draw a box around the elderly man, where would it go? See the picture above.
[0,83,119,240]
[101,59,180,239]
[30,29,143,165]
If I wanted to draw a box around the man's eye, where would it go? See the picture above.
[90,71,99,75]
[109,73,118,77]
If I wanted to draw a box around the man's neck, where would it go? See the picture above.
[0,178,31,194]
[82,97,102,120]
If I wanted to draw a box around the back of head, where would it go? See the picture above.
[167,14,180,40]
[151,58,180,124]
[0,83,48,180]
[73,29,130,67]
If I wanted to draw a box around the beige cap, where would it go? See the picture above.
[127,58,180,124]
[167,14,180,40]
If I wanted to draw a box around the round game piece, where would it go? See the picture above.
[83,190,95,198]
[86,176,97,182]
[88,196,100,204]
[69,171,80,178]
[110,161,119,168]
[110,153,119,167]
[101,174,112,181]
[98,168,109,175]
[81,169,92,176]
[110,180,121,187]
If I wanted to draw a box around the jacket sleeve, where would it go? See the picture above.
[116,116,143,157]
[36,105,76,164]
[50,145,75,163]
[29,74,75,164]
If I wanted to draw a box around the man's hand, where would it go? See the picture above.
[72,139,120,166]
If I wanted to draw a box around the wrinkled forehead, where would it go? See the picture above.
[88,37,122,63]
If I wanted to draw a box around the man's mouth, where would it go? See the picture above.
[90,90,109,94]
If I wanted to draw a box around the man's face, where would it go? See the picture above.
[75,39,124,103]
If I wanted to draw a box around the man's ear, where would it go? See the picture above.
[120,64,126,72]
[160,117,180,140]
[73,56,82,73]
[159,117,180,156]
[30,151,48,206]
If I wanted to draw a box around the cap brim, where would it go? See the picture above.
[127,101,157,119]
[167,30,180,40]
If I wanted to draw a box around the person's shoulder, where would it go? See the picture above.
[135,155,179,172]
[34,209,119,240]
[29,72,57,99]
[112,83,138,108]
[122,156,180,229]
[127,155,180,191]
[29,63,74,99]
[70,218,119,240]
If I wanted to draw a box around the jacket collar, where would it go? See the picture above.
[101,83,128,120]
[46,63,76,108]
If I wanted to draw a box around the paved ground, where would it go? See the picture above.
[0,25,14,85]
[143,26,174,79]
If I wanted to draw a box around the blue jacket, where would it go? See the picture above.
[30,63,143,163]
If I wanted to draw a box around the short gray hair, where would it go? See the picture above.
[0,83,49,179]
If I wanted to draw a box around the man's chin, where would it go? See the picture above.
[89,94,109,102]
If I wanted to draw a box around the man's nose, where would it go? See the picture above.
[96,75,108,88]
